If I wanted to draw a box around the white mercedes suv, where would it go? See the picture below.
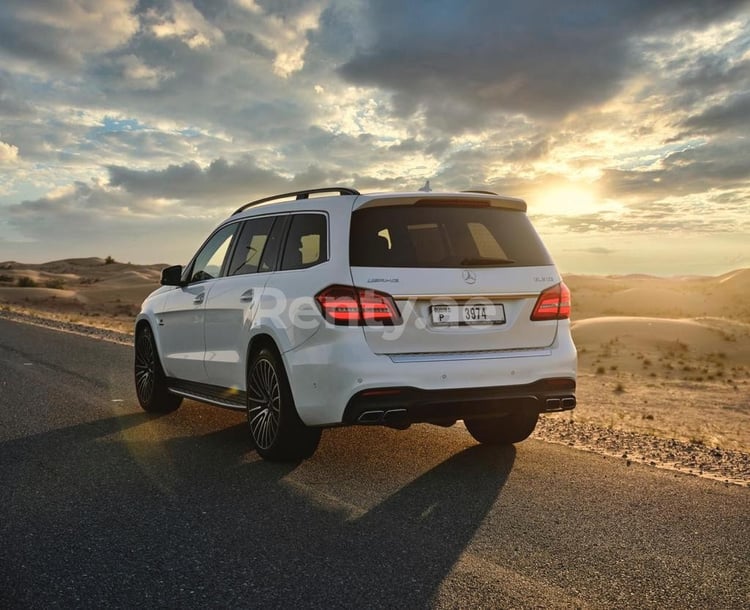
[134,187,576,461]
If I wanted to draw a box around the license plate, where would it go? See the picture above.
[430,303,506,326]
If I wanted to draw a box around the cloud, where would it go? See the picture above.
[8,181,151,219]
[105,153,423,206]
[678,92,750,136]
[0,73,35,119]
[2,180,219,263]
[337,0,748,130]
[676,53,750,96]
[147,0,224,49]
[536,188,750,235]
[106,157,329,204]
[116,54,175,90]
[0,0,138,72]
[187,0,327,78]
[599,141,750,200]
[0,140,19,162]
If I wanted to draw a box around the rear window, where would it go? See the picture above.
[350,204,552,268]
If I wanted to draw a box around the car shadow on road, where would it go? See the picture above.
[1,409,515,608]
[316,442,516,607]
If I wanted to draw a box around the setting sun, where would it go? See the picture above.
[531,184,600,216]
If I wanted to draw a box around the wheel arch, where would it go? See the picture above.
[245,332,303,409]
[246,332,284,366]
[134,317,169,375]
[134,317,151,336]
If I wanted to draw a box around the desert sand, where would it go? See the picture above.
[0,258,165,333]
[563,273,750,453]
[1,258,749,456]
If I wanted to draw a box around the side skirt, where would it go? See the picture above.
[166,377,247,411]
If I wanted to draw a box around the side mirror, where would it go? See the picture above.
[161,265,184,286]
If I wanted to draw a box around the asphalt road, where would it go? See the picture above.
[1,318,748,609]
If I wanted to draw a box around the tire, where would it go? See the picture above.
[464,410,539,445]
[246,347,321,461]
[134,325,183,413]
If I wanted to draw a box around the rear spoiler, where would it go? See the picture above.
[352,192,527,212]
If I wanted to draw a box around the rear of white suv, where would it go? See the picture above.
[134,188,576,461]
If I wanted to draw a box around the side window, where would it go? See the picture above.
[280,214,328,271]
[188,224,238,283]
[227,217,277,276]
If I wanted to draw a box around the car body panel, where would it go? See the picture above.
[156,282,211,382]
[203,272,274,389]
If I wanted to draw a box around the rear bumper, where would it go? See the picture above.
[343,378,576,426]
[282,320,577,426]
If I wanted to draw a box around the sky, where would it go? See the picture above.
[1,0,749,275]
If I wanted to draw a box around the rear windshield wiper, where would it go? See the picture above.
[460,257,516,266]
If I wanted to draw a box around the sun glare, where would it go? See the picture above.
[531,185,599,216]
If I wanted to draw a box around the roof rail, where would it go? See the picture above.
[461,190,498,195]
[232,187,360,215]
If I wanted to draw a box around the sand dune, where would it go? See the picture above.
[718,268,750,286]
[566,271,750,322]
[573,316,748,354]
[0,258,166,320]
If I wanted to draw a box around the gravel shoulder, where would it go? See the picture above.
[533,416,750,487]
[0,306,133,345]
[1,306,748,487]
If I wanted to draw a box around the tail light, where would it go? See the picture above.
[315,285,402,326]
[531,282,571,321]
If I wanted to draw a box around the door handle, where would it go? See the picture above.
[193,293,205,305]
[240,289,254,303]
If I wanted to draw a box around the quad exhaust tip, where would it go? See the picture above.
[357,410,385,424]
[544,396,576,412]
[356,408,410,426]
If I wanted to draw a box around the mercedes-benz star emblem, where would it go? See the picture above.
[462,269,477,284]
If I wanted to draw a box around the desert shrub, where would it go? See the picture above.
[104,255,116,265]
[596,366,606,375]
[44,278,65,289]
[614,383,625,393]
[16,276,37,287]
[0,274,13,282]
